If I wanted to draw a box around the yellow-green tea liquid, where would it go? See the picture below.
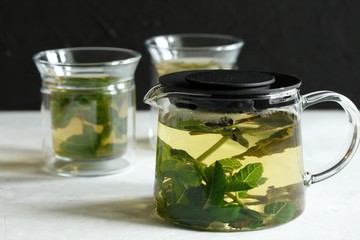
[155,58,232,76]
[154,112,305,231]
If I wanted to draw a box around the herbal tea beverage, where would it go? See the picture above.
[156,111,304,230]
[34,47,141,177]
[145,33,244,147]
[154,58,231,76]
[48,76,129,161]
[144,70,360,231]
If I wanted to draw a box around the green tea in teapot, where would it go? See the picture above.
[154,110,305,231]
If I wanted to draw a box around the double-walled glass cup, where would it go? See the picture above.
[145,33,244,147]
[34,47,141,177]
[144,70,360,231]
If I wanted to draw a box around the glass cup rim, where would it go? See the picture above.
[33,47,142,67]
[144,33,244,51]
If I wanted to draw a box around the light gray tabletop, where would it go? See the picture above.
[0,110,358,240]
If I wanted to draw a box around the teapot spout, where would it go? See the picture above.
[143,84,164,108]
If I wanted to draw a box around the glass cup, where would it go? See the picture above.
[33,47,141,177]
[145,33,244,147]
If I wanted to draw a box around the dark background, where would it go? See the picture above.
[1,0,359,110]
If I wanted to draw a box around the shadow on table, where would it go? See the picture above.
[0,146,52,181]
[49,196,173,229]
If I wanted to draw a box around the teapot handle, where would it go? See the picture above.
[301,91,360,186]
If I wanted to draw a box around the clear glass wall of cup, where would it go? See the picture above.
[33,47,141,177]
[145,33,244,147]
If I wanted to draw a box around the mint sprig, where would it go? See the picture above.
[50,76,127,160]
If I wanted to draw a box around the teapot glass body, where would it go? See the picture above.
[144,70,360,231]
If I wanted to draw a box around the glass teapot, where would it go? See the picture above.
[144,70,360,231]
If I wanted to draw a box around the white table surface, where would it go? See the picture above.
[0,110,359,240]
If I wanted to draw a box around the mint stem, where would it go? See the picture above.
[226,192,244,205]
[196,136,228,162]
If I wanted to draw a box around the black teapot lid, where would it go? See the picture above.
[158,70,302,111]
[159,70,301,96]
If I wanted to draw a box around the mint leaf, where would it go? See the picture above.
[166,204,211,227]
[220,127,249,148]
[156,138,173,176]
[226,163,264,192]
[187,186,207,207]
[213,158,242,173]
[234,127,296,160]
[157,143,202,204]
[228,208,263,229]
[203,164,215,183]
[100,123,112,140]
[172,177,187,203]
[176,164,202,189]
[177,119,210,134]
[207,205,247,223]
[240,111,295,130]
[264,202,297,223]
[178,118,250,148]
[94,95,112,125]
[205,161,226,205]
[158,143,201,182]
[96,143,126,158]
[160,160,179,178]
[58,124,101,159]
[170,149,195,162]
[166,204,249,228]
[157,138,172,160]
[165,163,203,205]
[51,93,76,129]
[75,96,99,125]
